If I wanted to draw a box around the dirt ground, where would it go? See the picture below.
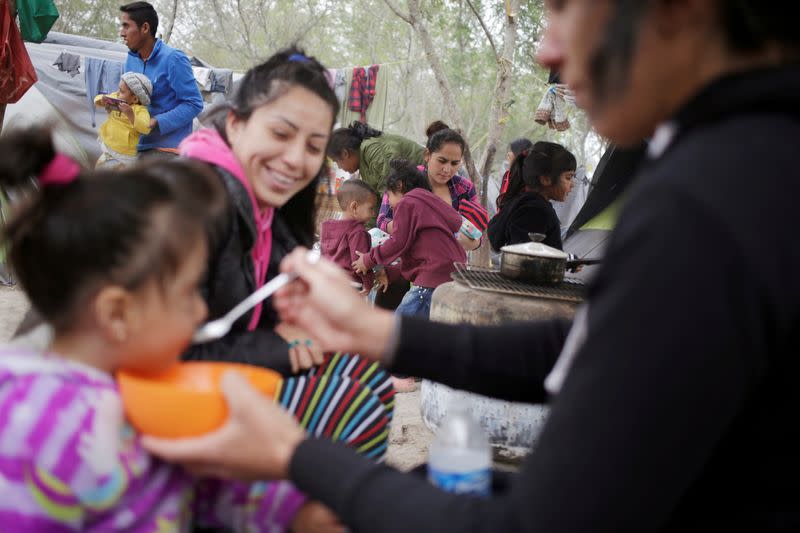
[385,388,435,471]
[0,285,433,470]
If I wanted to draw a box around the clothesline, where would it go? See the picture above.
[328,56,427,71]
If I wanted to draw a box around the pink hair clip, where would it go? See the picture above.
[39,153,81,187]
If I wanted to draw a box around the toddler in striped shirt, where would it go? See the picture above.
[0,128,355,532]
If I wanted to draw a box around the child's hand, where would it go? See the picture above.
[374,269,389,293]
[118,102,135,124]
[291,501,345,533]
[352,251,369,275]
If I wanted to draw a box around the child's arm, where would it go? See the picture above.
[131,105,152,134]
[361,203,415,272]
[348,229,374,292]
[376,192,393,232]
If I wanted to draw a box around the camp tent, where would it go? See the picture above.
[2,32,130,166]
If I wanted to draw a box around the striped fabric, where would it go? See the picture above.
[309,352,395,416]
[0,351,395,531]
[276,373,390,461]
[458,198,489,231]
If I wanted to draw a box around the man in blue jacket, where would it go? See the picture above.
[119,1,202,157]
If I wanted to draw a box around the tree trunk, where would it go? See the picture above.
[479,0,519,205]
[162,0,179,44]
[389,0,481,188]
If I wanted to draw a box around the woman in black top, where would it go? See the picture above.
[487,141,576,250]
[144,1,800,531]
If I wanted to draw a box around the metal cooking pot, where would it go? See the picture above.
[500,241,569,284]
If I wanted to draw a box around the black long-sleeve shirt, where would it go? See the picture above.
[488,191,563,250]
[289,65,800,531]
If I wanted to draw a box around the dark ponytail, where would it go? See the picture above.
[385,159,431,195]
[497,141,576,208]
[0,127,57,187]
[0,127,213,333]
[328,121,383,159]
[425,120,450,140]
[509,138,533,158]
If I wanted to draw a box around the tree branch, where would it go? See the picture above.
[162,0,179,43]
[465,0,498,61]
[382,0,412,25]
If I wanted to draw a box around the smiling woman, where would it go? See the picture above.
[178,47,341,375]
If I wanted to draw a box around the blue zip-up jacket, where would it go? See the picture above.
[125,39,203,150]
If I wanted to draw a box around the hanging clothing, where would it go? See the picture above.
[15,0,59,43]
[192,66,213,90]
[339,66,389,130]
[52,50,80,77]
[348,65,380,122]
[210,68,233,93]
[333,69,347,104]
[83,56,124,127]
[0,0,37,104]
[534,85,570,131]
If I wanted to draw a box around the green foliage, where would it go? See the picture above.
[52,0,120,40]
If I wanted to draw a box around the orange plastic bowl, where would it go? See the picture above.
[117,361,281,438]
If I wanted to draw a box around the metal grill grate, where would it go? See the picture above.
[451,263,586,303]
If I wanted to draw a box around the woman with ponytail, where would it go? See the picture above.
[328,121,424,191]
[487,141,576,250]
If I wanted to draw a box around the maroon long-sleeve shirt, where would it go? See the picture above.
[320,218,373,291]
[363,188,465,288]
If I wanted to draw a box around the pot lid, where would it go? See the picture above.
[501,241,568,259]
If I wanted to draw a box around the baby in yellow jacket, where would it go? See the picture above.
[94,72,152,168]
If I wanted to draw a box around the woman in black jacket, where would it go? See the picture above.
[145,1,800,531]
[488,141,576,250]
[178,47,339,375]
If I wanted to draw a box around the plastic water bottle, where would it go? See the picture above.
[428,394,491,497]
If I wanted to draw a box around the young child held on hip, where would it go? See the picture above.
[320,178,379,293]
[94,72,153,168]
[0,127,336,532]
[352,159,466,320]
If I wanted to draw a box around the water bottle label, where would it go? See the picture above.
[428,466,490,497]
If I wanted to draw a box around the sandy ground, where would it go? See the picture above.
[0,285,434,469]
[386,389,435,471]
